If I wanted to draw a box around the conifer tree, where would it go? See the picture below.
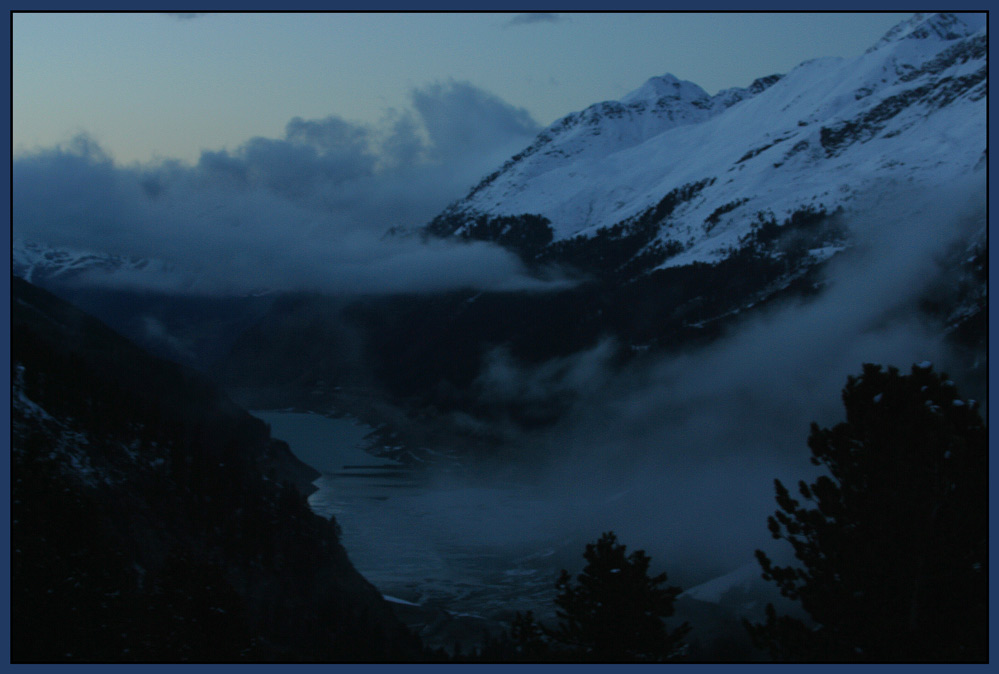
[747,363,987,662]
[549,531,691,661]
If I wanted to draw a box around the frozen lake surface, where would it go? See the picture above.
[252,410,571,644]
[250,410,785,656]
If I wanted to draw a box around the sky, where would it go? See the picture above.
[12,11,921,297]
[14,12,913,165]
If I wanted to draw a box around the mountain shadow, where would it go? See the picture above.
[11,276,422,662]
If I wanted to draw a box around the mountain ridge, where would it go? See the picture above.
[11,12,987,450]
[14,14,985,294]
[11,275,422,661]
[428,12,985,276]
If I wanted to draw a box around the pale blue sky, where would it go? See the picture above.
[13,12,912,165]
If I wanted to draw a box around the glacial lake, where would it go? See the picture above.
[251,410,574,646]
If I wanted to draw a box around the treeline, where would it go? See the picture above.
[435,362,988,663]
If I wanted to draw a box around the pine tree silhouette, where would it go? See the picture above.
[747,363,987,662]
[549,531,691,661]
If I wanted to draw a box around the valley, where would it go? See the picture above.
[11,12,987,663]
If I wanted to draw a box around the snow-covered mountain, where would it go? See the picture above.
[14,13,987,435]
[429,12,986,273]
[12,238,170,287]
[12,239,286,303]
[15,14,985,298]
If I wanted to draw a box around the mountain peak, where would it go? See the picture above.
[869,12,986,52]
[620,73,709,106]
[433,14,985,260]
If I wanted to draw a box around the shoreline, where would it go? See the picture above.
[252,405,517,655]
[234,384,489,472]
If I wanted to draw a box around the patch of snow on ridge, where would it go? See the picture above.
[383,595,421,607]
[679,563,761,604]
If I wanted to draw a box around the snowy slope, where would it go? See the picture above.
[680,562,763,605]
[12,238,168,286]
[15,15,985,293]
[432,13,986,270]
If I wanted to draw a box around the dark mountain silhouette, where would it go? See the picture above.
[11,276,422,662]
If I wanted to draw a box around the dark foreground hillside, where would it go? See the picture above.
[11,276,422,662]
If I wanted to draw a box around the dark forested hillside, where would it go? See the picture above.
[218,202,985,458]
[11,276,421,662]
[216,207,864,435]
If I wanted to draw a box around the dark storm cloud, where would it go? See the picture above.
[13,81,554,296]
[505,13,564,27]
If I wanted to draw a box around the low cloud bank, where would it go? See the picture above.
[427,176,986,584]
[14,81,557,296]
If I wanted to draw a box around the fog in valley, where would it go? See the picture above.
[393,175,986,588]
[13,12,986,661]
[13,80,985,625]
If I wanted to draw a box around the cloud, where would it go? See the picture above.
[165,13,205,21]
[196,116,377,199]
[505,13,564,27]
[13,81,552,296]
[410,80,540,166]
[141,315,196,363]
[431,174,986,585]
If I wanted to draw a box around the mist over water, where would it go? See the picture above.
[12,66,985,609]
[11,13,987,661]
[408,176,986,587]
[245,177,986,608]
